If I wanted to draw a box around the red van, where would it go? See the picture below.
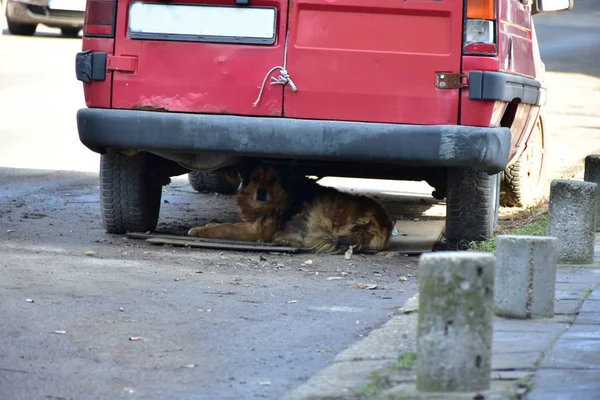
[75,0,573,247]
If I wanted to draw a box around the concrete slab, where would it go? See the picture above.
[282,360,392,400]
[557,262,600,269]
[491,352,541,371]
[553,299,582,315]
[555,269,600,283]
[561,324,600,340]
[334,314,417,362]
[492,331,559,354]
[528,369,600,400]
[574,311,600,325]
[491,370,532,381]
[584,288,600,301]
[555,288,591,300]
[555,282,599,293]
[540,339,600,369]
[381,380,517,400]
[493,318,570,334]
[553,314,578,323]
[579,298,600,313]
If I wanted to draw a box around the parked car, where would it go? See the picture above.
[5,0,85,36]
[75,0,573,246]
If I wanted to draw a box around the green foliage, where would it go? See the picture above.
[398,351,416,369]
[470,214,548,253]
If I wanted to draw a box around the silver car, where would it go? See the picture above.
[4,0,85,36]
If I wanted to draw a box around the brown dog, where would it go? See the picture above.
[188,163,394,254]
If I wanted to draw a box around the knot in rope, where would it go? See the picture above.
[252,66,298,107]
[271,69,297,91]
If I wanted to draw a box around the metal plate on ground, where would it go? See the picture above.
[388,219,445,255]
[127,218,444,255]
[126,232,298,253]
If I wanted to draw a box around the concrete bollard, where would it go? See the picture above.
[494,235,557,319]
[547,180,597,264]
[584,155,600,231]
[416,252,495,392]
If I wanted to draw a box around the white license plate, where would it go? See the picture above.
[128,2,277,44]
[48,0,86,12]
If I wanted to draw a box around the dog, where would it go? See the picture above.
[188,163,394,254]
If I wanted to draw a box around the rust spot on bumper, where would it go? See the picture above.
[132,105,169,112]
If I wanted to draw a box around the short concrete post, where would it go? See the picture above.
[547,180,597,264]
[584,155,600,231]
[494,235,557,319]
[416,252,495,392]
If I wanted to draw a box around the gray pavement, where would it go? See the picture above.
[0,169,421,400]
[281,4,600,398]
[1,2,600,399]
[283,240,600,400]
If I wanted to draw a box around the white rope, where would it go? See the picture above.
[252,33,297,107]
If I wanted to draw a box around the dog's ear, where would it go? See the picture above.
[235,167,251,194]
[234,159,258,193]
[276,165,300,194]
[222,170,244,193]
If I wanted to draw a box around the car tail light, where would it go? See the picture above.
[84,0,117,38]
[464,0,497,56]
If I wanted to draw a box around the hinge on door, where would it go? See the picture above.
[106,55,138,73]
[436,73,468,89]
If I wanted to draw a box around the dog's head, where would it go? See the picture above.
[238,163,294,208]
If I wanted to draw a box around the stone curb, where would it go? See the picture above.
[282,295,420,400]
[283,266,600,400]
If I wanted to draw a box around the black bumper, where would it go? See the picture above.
[469,71,546,106]
[77,108,511,174]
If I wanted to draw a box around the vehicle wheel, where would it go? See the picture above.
[445,167,500,247]
[100,151,163,234]
[60,27,80,37]
[7,19,36,36]
[500,117,546,208]
[188,171,240,194]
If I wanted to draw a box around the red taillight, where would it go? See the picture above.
[464,43,497,56]
[84,0,117,38]
[463,0,497,56]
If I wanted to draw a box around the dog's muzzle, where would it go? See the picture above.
[256,188,268,202]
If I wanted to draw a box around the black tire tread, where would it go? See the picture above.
[500,118,544,208]
[500,161,523,207]
[188,171,238,194]
[60,27,80,37]
[7,20,36,36]
[100,151,162,234]
[445,168,497,245]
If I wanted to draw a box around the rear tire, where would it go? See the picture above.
[100,151,163,234]
[7,19,36,36]
[60,27,80,37]
[500,117,546,208]
[188,171,240,194]
[445,167,500,247]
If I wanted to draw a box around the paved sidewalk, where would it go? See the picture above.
[283,239,600,400]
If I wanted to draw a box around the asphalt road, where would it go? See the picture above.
[1,3,600,400]
[532,1,600,184]
[0,24,424,400]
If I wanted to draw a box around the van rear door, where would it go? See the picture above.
[111,0,288,117]
[282,0,464,124]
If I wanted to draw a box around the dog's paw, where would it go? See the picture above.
[188,227,205,237]
[188,223,221,237]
